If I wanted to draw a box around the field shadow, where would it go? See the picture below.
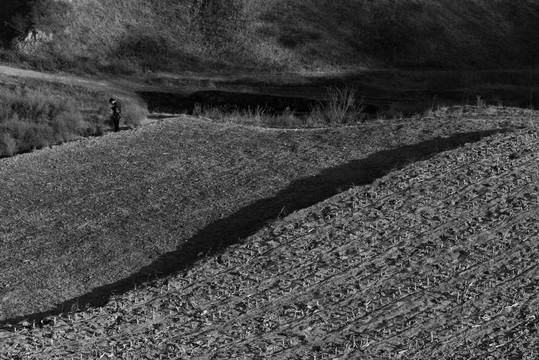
[0,128,509,328]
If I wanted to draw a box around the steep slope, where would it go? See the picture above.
[2,0,539,73]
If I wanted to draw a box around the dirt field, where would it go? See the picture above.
[1,107,539,359]
[0,106,514,324]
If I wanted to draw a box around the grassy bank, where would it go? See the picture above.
[0,77,147,157]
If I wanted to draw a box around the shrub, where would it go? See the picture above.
[21,124,54,151]
[0,84,94,155]
[103,57,144,75]
[30,0,74,35]
[0,133,17,157]
[309,87,365,125]
[265,108,304,128]
[1,118,29,142]
[50,110,87,141]
[0,79,154,158]
[84,111,106,137]
[195,87,366,128]
[121,100,148,128]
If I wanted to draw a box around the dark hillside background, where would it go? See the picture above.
[0,0,30,45]
[1,0,539,73]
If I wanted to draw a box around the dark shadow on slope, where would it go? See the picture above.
[0,128,509,328]
[255,1,539,69]
[0,0,31,46]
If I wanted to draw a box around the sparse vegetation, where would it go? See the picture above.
[196,87,365,128]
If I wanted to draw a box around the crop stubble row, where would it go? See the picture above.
[171,132,539,348]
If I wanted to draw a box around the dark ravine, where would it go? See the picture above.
[137,70,539,120]
[137,89,447,119]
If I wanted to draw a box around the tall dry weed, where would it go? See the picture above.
[195,87,366,128]
[309,87,365,125]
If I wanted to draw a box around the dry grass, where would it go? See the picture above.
[2,0,539,74]
[0,82,89,156]
[196,87,366,128]
[310,87,365,125]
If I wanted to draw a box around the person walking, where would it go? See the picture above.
[109,97,122,132]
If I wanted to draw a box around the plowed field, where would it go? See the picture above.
[2,114,539,358]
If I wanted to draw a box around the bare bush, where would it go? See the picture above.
[196,87,365,128]
[309,87,365,125]
[0,133,16,157]
[122,100,149,128]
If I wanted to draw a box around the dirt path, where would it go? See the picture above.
[0,64,306,98]
[0,64,153,105]
[0,64,121,92]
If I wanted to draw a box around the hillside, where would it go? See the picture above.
[2,109,539,358]
[1,0,539,73]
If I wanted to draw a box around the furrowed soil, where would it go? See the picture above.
[1,106,539,358]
